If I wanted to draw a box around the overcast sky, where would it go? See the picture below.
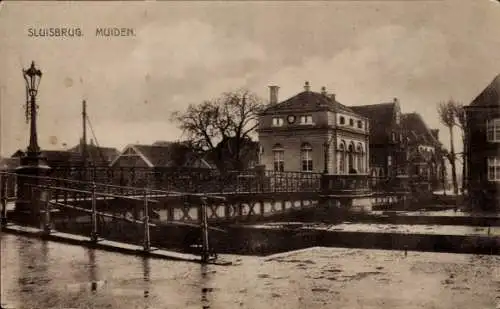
[1,0,499,158]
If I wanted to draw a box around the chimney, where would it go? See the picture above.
[268,85,279,105]
[329,93,336,101]
[393,97,399,104]
[304,81,311,92]
[321,86,327,96]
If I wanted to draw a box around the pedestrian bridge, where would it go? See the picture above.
[0,167,411,261]
[1,167,409,225]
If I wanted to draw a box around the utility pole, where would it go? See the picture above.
[0,85,3,159]
[82,100,87,167]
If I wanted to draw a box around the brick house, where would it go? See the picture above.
[257,82,369,174]
[351,98,406,178]
[401,113,445,192]
[464,73,500,211]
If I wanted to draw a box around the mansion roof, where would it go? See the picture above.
[262,90,358,116]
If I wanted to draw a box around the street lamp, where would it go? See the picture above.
[23,61,42,155]
[15,61,49,219]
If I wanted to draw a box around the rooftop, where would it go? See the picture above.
[469,73,500,107]
[262,82,361,117]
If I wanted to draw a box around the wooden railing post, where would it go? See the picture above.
[143,188,151,252]
[200,196,210,263]
[90,182,98,243]
[43,187,51,235]
[1,173,7,226]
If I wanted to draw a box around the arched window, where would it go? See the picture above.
[347,143,355,173]
[272,144,284,172]
[301,143,313,172]
[338,140,346,174]
[356,143,364,173]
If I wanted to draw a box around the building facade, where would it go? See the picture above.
[465,74,500,211]
[351,99,406,178]
[401,113,445,192]
[257,82,370,174]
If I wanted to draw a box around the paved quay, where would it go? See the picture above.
[1,223,234,265]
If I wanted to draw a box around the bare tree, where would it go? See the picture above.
[452,102,467,194]
[171,89,264,171]
[437,100,459,195]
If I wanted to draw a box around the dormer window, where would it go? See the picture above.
[272,117,284,127]
[339,116,345,125]
[349,118,354,126]
[357,120,363,129]
[300,115,313,124]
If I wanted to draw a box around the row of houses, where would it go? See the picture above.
[1,80,448,194]
[257,82,445,191]
[0,140,216,172]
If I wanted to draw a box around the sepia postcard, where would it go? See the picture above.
[0,1,499,308]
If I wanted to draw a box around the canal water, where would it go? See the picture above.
[2,234,500,309]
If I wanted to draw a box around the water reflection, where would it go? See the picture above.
[200,264,212,309]
[16,238,51,304]
[87,248,98,292]
[143,257,151,300]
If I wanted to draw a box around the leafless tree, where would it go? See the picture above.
[452,102,467,194]
[437,99,460,195]
[171,89,264,171]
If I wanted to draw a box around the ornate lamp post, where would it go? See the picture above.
[24,61,42,155]
[15,61,50,218]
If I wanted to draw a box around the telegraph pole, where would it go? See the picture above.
[82,100,87,167]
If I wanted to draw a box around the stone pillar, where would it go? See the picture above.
[15,154,50,223]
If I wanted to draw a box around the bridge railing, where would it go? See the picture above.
[321,174,372,195]
[2,170,226,259]
[11,165,417,195]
